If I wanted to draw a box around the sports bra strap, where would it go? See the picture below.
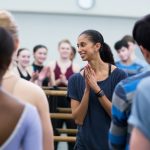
[108,63,111,76]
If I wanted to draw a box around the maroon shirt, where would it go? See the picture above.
[54,62,74,87]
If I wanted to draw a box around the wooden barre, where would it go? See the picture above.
[42,86,67,90]
[56,128,78,134]
[57,107,72,113]
[54,136,76,142]
[50,113,73,119]
[44,90,67,96]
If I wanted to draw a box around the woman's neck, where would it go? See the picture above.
[18,64,26,72]
[88,59,110,81]
[57,58,71,73]
[17,64,29,77]
[58,58,71,68]
[89,59,107,73]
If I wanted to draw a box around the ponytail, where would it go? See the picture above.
[100,43,115,65]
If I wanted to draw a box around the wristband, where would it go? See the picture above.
[96,89,105,97]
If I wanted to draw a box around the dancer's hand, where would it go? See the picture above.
[84,64,100,93]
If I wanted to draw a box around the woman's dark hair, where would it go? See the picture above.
[33,44,48,53]
[102,43,115,65]
[71,46,76,56]
[17,48,29,57]
[133,14,150,52]
[0,27,14,73]
[80,29,115,64]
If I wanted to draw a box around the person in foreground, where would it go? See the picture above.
[67,29,127,150]
[0,27,42,150]
[0,9,54,150]
[129,77,150,150]
[109,14,150,150]
[128,14,150,150]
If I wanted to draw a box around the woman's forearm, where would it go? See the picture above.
[72,89,90,125]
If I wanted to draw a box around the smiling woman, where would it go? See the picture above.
[67,29,127,150]
[15,48,31,81]
[50,39,80,87]
[30,44,55,87]
[49,39,80,150]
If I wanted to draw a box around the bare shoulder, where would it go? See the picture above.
[13,78,48,107]
[15,78,43,93]
[111,64,117,72]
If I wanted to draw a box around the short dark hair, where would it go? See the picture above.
[133,14,150,52]
[33,44,48,53]
[114,40,128,51]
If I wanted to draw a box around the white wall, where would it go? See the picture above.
[12,12,141,67]
[0,0,148,67]
[0,0,150,17]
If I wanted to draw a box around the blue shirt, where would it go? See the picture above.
[68,68,127,150]
[109,69,150,150]
[115,61,144,77]
[0,103,42,150]
[128,76,150,141]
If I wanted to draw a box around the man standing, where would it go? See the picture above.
[109,14,150,150]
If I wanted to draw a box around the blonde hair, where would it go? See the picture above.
[0,10,19,39]
[58,39,71,48]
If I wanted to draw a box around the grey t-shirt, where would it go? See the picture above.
[128,76,150,140]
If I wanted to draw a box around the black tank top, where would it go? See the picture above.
[108,63,111,76]
[17,67,31,81]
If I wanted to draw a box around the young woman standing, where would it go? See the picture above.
[50,39,80,87]
[67,30,127,149]
[50,39,80,150]
[32,44,55,87]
